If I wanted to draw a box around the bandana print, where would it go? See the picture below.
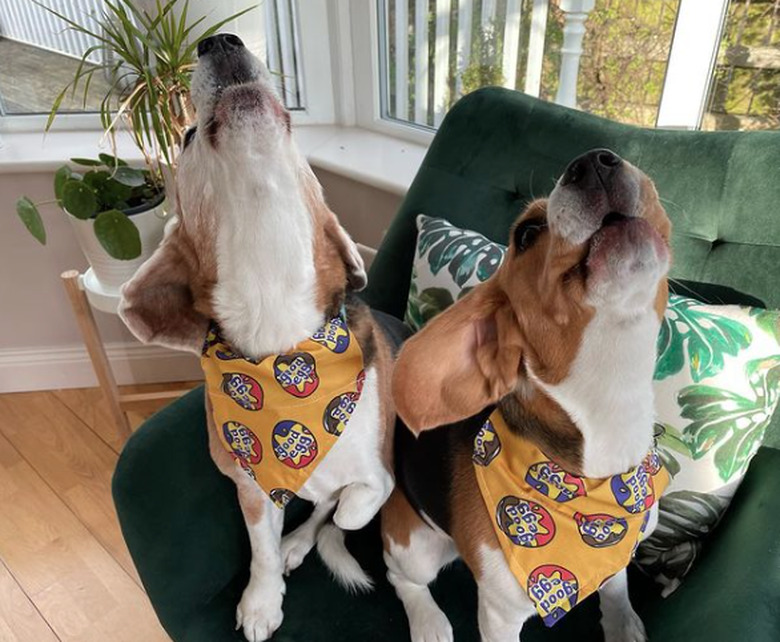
[201,316,364,506]
[473,410,668,627]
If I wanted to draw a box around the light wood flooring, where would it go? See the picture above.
[0,383,197,642]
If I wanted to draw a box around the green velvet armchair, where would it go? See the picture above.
[114,88,780,641]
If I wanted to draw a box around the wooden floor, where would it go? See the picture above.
[0,383,196,641]
[0,37,113,115]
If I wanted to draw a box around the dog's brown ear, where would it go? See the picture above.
[323,211,367,291]
[301,166,367,291]
[119,228,208,354]
[393,281,524,433]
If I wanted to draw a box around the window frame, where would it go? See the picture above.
[0,0,334,133]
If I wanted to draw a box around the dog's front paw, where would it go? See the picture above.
[601,608,647,642]
[236,580,285,641]
[410,608,454,642]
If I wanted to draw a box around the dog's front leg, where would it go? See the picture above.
[599,568,647,642]
[236,483,286,642]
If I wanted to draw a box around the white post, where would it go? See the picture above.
[555,0,595,108]
[524,0,549,97]
[433,0,451,126]
[656,0,729,129]
[414,0,430,125]
[502,0,522,89]
[395,0,409,120]
[456,0,473,96]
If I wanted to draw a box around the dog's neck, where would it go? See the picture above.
[210,144,324,359]
[521,307,659,479]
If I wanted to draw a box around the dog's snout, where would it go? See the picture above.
[197,33,245,58]
[560,149,623,187]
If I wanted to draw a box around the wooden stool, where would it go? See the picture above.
[61,270,189,441]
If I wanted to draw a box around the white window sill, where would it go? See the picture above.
[0,125,428,196]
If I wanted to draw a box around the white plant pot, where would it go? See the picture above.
[67,195,169,293]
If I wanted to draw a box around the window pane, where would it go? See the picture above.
[379,0,703,130]
[0,0,110,115]
[0,0,303,117]
[703,0,780,131]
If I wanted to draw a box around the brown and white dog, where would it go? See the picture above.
[384,150,671,642]
[119,34,395,642]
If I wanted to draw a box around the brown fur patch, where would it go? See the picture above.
[380,489,423,550]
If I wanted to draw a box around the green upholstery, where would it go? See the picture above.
[114,90,780,640]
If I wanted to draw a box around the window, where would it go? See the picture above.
[0,0,305,119]
[703,0,780,131]
[376,0,778,132]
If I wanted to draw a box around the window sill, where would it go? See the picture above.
[0,125,428,196]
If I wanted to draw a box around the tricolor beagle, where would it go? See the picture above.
[384,150,672,642]
[119,34,395,642]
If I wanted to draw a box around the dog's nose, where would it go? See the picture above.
[197,33,245,58]
[560,149,623,187]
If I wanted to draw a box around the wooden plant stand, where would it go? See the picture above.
[61,270,188,442]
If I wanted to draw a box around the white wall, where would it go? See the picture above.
[0,166,402,392]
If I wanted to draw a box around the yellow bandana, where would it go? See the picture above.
[473,409,668,627]
[201,315,365,509]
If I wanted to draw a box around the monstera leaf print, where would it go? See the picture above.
[636,490,729,582]
[751,308,780,343]
[655,295,752,382]
[678,355,780,481]
[405,283,455,330]
[417,215,505,287]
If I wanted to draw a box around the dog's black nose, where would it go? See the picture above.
[560,149,623,187]
[197,33,245,58]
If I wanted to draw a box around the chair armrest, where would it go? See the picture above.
[643,447,780,641]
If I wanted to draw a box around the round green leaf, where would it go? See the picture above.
[54,166,73,202]
[112,166,147,187]
[16,197,47,245]
[62,180,98,219]
[70,157,103,167]
[93,209,142,260]
[99,178,133,208]
[98,153,128,167]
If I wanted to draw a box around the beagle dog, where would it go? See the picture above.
[384,150,671,642]
[119,34,394,642]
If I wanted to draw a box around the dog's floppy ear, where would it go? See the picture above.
[393,281,525,433]
[301,166,367,291]
[323,212,367,291]
[119,225,209,354]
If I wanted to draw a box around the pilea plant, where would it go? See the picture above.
[16,155,161,260]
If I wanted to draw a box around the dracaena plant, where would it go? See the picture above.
[40,0,255,176]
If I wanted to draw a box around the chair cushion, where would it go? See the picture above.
[114,389,780,640]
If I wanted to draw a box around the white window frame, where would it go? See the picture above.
[0,0,335,133]
[345,0,436,146]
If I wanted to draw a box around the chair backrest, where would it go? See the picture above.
[363,88,780,316]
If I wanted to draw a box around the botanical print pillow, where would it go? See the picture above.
[405,215,506,331]
[405,214,780,591]
[635,299,780,592]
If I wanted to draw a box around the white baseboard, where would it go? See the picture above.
[0,342,203,393]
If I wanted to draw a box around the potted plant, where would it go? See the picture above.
[17,155,167,290]
[15,0,254,290]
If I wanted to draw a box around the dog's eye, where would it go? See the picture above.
[183,126,197,149]
[513,220,547,253]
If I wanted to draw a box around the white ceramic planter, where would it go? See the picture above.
[68,195,168,293]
